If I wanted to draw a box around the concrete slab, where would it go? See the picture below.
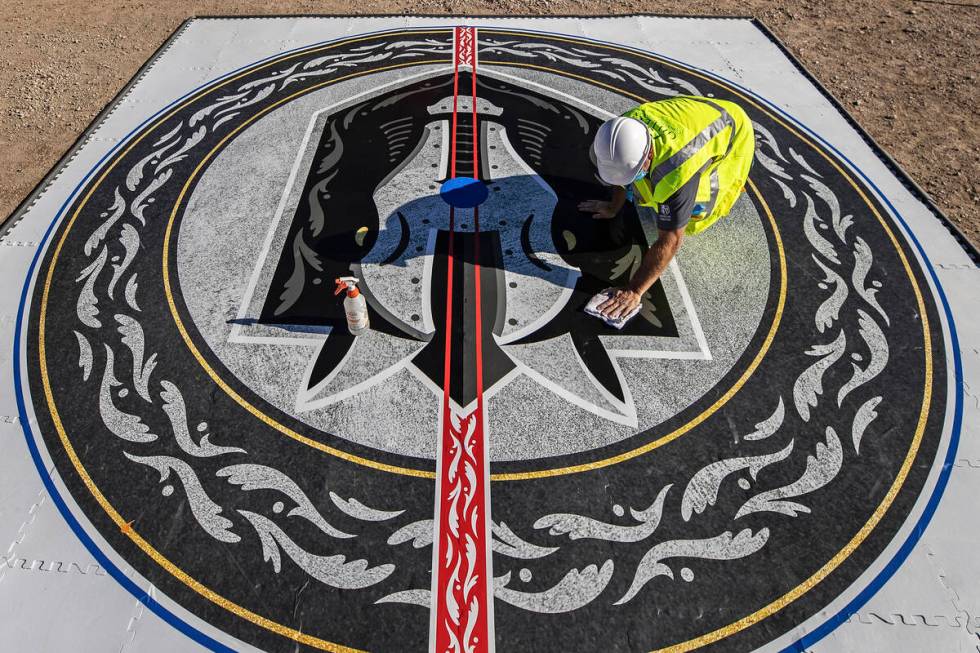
[1,15,975,653]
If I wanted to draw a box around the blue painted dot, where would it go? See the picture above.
[439,177,489,208]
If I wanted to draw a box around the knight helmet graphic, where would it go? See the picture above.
[241,72,684,418]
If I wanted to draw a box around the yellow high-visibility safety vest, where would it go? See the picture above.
[625,96,755,235]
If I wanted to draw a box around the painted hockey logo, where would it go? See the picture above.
[19,25,951,653]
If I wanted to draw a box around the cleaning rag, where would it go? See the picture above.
[584,288,641,330]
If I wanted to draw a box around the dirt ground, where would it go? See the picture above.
[1,0,977,247]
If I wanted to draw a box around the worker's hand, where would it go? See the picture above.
[598,287,642,319]
[578,199,617,220]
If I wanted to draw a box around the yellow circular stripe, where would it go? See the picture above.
[38,32,445,652]
[482,31,933,652]
[492,178,783,480]
[34,29,936,652]
[156,72,787,482]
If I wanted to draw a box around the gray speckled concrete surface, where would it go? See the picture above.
[489,189,768,460]
[364,122,449,335]
[481,122,569,340]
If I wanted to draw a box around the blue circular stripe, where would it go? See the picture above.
[12,23,963,652]
[11,25,453,653]
[512,26,964,652]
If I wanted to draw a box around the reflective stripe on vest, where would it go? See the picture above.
[626,97,738,211]
[633,175,656,205]
[632,159,718,217]
[649,100,735,188]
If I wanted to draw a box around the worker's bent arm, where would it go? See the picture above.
[628,227,685,296]
[609,186,628,213]
[597,227,685,319]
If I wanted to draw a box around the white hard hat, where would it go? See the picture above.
[592,117,651,186]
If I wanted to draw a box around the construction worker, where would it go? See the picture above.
[579,96,755,320]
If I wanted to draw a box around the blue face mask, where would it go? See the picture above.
[632,168,647,183]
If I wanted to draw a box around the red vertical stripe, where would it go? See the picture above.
[449,30,460,181]
[433,26,492,653]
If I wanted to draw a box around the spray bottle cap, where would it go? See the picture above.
[334,276,360,298]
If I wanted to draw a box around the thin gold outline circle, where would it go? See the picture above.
[162,60,450,479]
[37,31,443,653]
[479,31,934,651]
[157,62,787,482]
[32,29,936,652]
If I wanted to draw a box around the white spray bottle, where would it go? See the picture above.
[334,277,370,335]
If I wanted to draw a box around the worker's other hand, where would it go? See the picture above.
[577,199,617,220]
[598,287,642,319]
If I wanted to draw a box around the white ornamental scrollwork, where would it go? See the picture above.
[415,39,894,614]
[62,33,900,612]
[67,36,455,596]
